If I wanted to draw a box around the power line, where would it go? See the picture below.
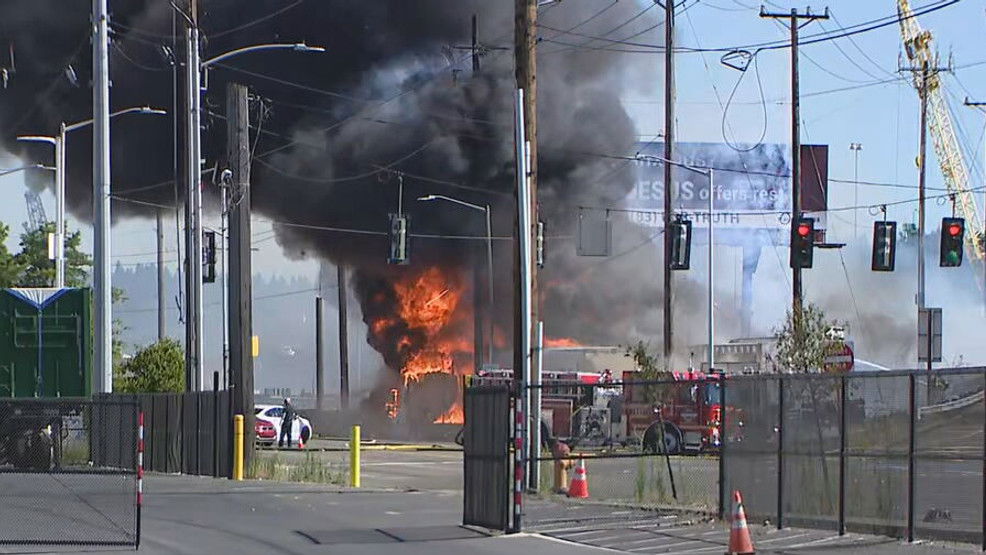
[208,0,307,39]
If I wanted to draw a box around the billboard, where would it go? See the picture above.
[625,142,792,230]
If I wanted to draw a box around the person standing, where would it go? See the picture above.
[278,397,296,448]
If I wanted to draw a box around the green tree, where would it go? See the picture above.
[774,303,844,373]
[625,341,671,404]
[15,222,92,287]
[115,338,185,393]
[0,222,24,287]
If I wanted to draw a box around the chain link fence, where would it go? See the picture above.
[0,398,139,547]
[724,368,985,547]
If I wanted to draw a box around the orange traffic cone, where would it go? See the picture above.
[568,458,589,498]
[298,432,305,450]
[726,490,755,555]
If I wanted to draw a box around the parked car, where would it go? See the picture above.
[254,404,313,447]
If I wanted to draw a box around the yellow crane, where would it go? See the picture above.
[897,0,984,263]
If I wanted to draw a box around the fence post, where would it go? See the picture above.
[907,373,916,543]
[718,377,726,520]
[838,373,847,536]
[512,390,524,534]
[777,376,784,530]
[136,410,144,549]
[233,414,244,481]
[350,425,361,487]
[213,372,219,477]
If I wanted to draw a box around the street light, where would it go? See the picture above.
[636,155,716,371]
[417,194,494,366]
[182,35,325,391]
[17,106,167,288]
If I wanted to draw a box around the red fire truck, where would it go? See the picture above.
[623,370,738,454]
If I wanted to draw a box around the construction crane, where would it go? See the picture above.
[897,0,985,264]
[24,190,47,231]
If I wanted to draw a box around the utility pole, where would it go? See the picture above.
[337,264,350,410]
[963,98,986,315]
[226,82,254,469]
[183,0,204,391]
[315,296,324,410]
[92,0,112,393]
[760,6,829,318]
[157,209,166,341]
[899,60,949,376]
[661,0,675,369]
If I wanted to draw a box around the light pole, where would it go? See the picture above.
[849,143,862,238]
[417,194,494,366]
[17,107,167,288]
[181,34,324,391]
[637,155,716,371]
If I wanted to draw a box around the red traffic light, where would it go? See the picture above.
[948,223,963,237]
[797,223,812,237]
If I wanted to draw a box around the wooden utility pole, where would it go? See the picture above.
[760,7,829,317]
[661,0,675,369]
[337,264,350,410]
[514,0,538,378]
[226,82,254,469]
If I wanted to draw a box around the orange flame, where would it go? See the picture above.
[546,337,582,348]
[368,266,476,422]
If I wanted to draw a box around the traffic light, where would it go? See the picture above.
[790,216,815,269]
[669,216,692,270]
[871,221,897,272]
[940,217,965,267]
[203,230,216,283]
[388,213,409,265]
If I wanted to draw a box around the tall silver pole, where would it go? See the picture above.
[515,88,532,493]
[93,0,112,393]
[707,170,715,371]
[530,320,543,491]
[55,125,66,289]
[484,204,494,365]
[185,24,204,391]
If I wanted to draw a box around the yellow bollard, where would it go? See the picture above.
[233,414,244,481]
[350,425,361,488]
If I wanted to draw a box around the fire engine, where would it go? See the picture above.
[473,367,737,453]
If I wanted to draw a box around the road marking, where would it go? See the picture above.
[779,534,845,549]
[655,531,811,555]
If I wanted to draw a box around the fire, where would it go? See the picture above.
[366,266,475,426]
[546,337,582,348]
[434,402,464,424]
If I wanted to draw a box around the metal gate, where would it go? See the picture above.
[462,384,511,531]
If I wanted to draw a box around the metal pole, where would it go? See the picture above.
[338,264,350,409]
[315,296,324,410]
[485,204,494,366]
[718,376,726,519]
[777,376,785,529]
[93,0,112,393]
[184,23,202,391]
[157,209,167,341]
[192,38,204,392]
[220,188,229,387]
[907,372,916,542]
[55,125,65,289]
[662,0,675,370]
[708,170,715,371]
[529,320,543,491]
[514,88,531,531]
[838,373,847,535]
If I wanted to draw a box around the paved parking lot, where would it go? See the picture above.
[526,499,980,554]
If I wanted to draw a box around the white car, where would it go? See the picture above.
[254,404,313,447]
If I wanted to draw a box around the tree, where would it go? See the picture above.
[774,303,844,373]
[15,222,91,287]
[0,223,24,287]
[115,338,185,393]
[625,341,671,404]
